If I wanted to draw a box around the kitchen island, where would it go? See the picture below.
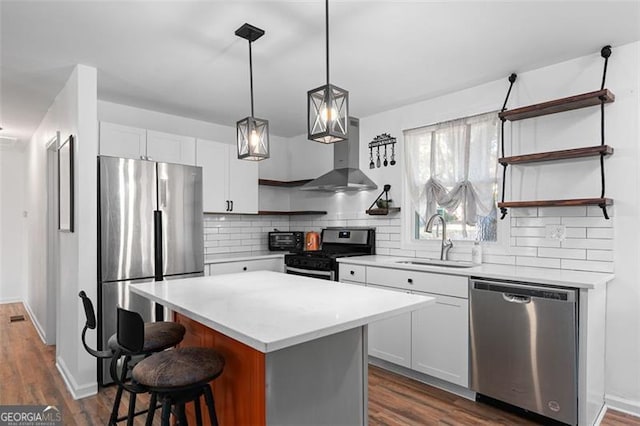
[130,271,434,426]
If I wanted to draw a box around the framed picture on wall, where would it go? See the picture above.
[58,134,74,232]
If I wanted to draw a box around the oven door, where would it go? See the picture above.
[285,266,335,281]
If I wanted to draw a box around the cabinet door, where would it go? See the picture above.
[367,284,412,368]
[196,139,229,213]
[147,130,196,165]
[99,122,146,160]
[411,292,469,387]
[227,148,258,214]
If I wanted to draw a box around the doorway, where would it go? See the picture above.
[46,132,60,345]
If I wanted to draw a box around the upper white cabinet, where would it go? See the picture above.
[196,139,258,214]
[99,122,146,159]
[99,122,196,166]
[146,130,196,165]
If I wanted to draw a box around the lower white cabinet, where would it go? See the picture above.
[207,258,284,276]
[411,292,469,387]
[344,262,470,388]
[367,284,412,368]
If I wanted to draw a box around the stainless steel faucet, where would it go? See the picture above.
[425,213,453,261]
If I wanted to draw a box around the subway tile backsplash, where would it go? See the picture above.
[204,205,613,274]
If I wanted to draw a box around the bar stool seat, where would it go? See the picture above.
[133,347,224,389]
[107,321,186,354]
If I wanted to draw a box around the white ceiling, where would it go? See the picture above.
[2,1,639,143]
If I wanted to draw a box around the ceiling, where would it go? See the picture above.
[2,1,639,143]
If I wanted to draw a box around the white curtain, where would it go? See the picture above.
[404,111,498,236]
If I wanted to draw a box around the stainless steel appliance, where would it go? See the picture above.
[268,231,304,252]
[470,278,578,425]
[98,156,204,384]
[284,228,375,281]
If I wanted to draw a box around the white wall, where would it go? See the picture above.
[0,147,27,303]
[285,41,640,413]
[26,64,98,398]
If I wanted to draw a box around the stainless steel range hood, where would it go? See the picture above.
[300,117,378,192]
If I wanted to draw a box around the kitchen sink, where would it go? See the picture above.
[395,259,475,268]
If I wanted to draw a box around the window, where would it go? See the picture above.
[404,112,499,242]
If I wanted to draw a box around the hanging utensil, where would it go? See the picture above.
[376,146,381,168]
[369,146,375,169]
[390,143,396,166]
[383,145,388,167]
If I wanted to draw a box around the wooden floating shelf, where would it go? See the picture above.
[498,198,613,209]
[365,207,401,216]
[499,145,614,165]
[257,210,327,216]
[258,179,314,187]
[499,89,615,122]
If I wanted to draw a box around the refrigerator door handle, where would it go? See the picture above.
[154,210,163,281]
[159,179,168,208]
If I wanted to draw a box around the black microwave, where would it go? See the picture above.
[268,231,304,252]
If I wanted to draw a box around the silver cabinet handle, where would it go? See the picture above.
[230,200,234,211]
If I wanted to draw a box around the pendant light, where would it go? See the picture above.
[307,0,349,143]
[236,23,269,161]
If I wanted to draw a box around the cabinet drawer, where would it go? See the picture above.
[208,258,284,275]
[367,266,468,298]
[338,264,366,283]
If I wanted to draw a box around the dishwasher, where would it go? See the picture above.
[469,278,578,425]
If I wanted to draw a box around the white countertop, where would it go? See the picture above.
[204,251,286,264]
[337,255,614,289]
[130,271,434,353]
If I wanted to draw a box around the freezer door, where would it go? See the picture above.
[99,156,157,282]
[99,278,156,385]
[157,162,204,276]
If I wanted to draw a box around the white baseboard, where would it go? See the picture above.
[56,356,98,400]
[606,394,640,418]
[0,298,23,304]
[22,301,47,345]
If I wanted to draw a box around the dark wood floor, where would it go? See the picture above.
[2,302,638,425]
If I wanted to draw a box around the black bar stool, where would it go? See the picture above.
[79,291,186,425]
[114,307,225,426]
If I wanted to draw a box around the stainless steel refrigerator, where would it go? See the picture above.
[97,156,204,384]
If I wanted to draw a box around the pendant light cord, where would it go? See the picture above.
[325,0,330,85]
[249,39,255,117]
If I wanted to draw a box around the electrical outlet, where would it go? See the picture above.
[545,224,566,241]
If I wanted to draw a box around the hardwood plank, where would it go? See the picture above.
[499,89,615,121]
[1,303,637,426]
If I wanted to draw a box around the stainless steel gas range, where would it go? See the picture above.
[284,228,375,281]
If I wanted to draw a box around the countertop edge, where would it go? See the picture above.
[205,251,286,264]
[337,256,615,289]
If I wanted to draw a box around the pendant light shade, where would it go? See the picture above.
[236,23,269,161]
[307,0,349,144]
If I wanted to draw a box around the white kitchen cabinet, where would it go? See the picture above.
[208,258,283,276]
[146,130,196,165]
[196,139,258,214]
[99,122,196,166]
[99,122,146,159]
[367,283,412,368]
[338,264,366,284]
[411,292,469,387]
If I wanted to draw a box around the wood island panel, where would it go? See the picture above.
[175,313,266,426]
